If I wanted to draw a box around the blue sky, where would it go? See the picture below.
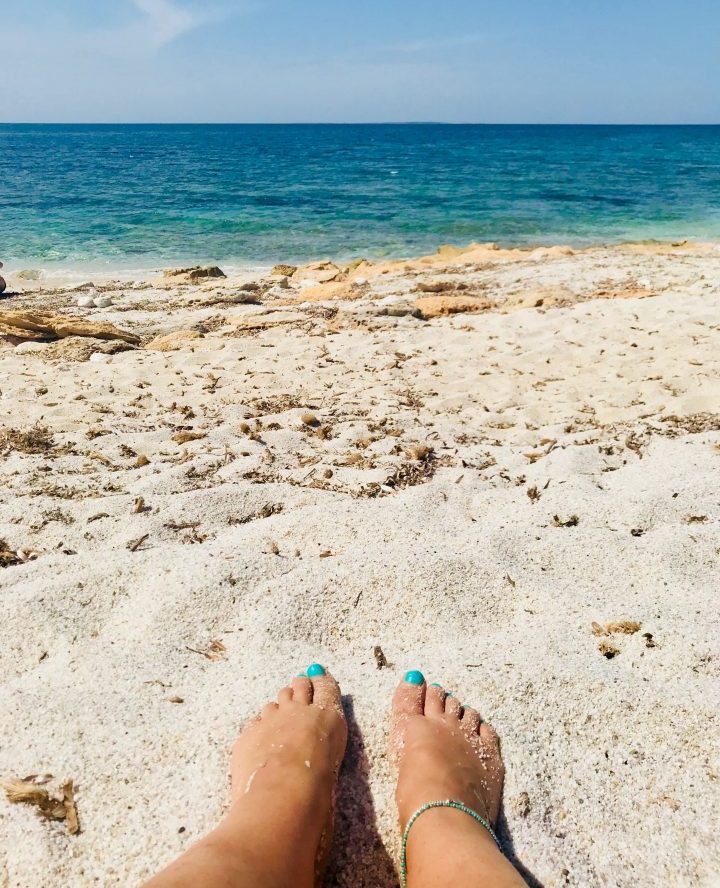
[2,0,719,123]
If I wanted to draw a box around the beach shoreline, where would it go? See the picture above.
[1,237,719,887]
[4,236,719,286]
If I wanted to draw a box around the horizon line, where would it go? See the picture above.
[2,121,720,127]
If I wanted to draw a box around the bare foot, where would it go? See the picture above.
[144,665,347,888]
[390,671,524,888]
[229,668,347,878]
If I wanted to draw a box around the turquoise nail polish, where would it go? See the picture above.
[307,663,326,677]
[295,672,306,678]
[446,691,454,697]
[404,670,425,686]
[430,682,442,688]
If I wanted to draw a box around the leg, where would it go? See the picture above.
[144,665,347,888]
[391,671,525,888]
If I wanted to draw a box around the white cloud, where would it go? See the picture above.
[131,0,201,49]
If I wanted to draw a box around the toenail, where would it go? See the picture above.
[430,682,442,688]
[307,663,326,677]
[446,691,454,697]
[404,670,425,685]
[295,672,306,677]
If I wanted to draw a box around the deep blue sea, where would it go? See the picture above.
[1,124,719,269]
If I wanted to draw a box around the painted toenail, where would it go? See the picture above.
[430,682,442,688]
[446,691,454,697]
[307,663,326,677]
[404,670,425,685]
[295,672,306,677]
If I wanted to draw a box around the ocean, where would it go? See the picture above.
[1,124,719,269]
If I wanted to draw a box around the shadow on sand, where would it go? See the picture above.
[325,695,398,888]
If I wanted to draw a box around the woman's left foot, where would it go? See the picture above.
[225,667,348,886]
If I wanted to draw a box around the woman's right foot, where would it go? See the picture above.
[391,671,504,828]
[390,671,525,888]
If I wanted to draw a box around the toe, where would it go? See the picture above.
[460,705,480,736]
[308,666,342,711]
[444,694,461,720]
[277,686,293,705]
[424,682,446,717]
[392,670,426,717]
[260,702,278,718]
[291,675,313,704]
[480,720,501,750]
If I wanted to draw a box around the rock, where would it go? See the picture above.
[270,264,297,277]
[291,281,361,302]
[265,286,291,299]
[416,280,455,293]
[93,295,114,308]
[238,282,261,292]
[14,341,47,355]
[39,337,135,363]
[0,310,139,345]
[15,270,42,281]
[146,330,204,351]
[414,295,492,319]
[163,265,226,283]
[375,305,421,318]
[213,291,260,305]
[0,323,46,344]
[89,352,113,363]
[77,296,95,308]
[291,261,343,284]
[0,277,5,296]
[529,245,575,260]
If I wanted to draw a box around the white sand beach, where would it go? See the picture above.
[0,240,719,887]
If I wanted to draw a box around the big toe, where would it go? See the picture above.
[307,664,343,712]
[392,670,427,718]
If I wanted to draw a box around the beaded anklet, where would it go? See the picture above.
[400,799,501,888]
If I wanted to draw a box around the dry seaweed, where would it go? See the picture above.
[2,778,79,835]
[592,620,642,636]
[0,426,56,456]
[228,503,284,525]
[186,640,226,661]
[552,514,579,527]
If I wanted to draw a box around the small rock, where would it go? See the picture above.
[77,296,95,308]
[414,295,492,319]
[14,341,47,355]
[93,295,113,308]
[271,264,298,277]
[146,330,204,351]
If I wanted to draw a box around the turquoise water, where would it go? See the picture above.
[1,124,719,268]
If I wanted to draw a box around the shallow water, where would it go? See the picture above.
[2,123,720,267]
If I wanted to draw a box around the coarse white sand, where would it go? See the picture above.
[0,242,719,887]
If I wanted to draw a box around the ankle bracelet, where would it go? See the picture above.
[400,799,501,888]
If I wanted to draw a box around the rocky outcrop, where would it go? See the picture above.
[291,261,344,284]
[163,266,226,283]
[0,310,140,345]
